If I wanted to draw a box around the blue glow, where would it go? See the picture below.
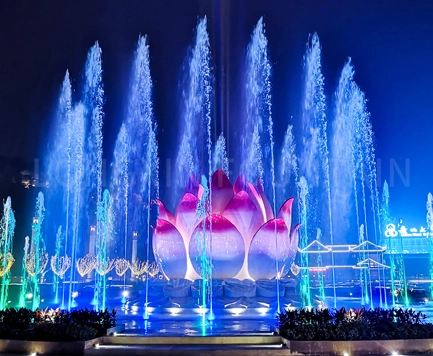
[2,15,433,321]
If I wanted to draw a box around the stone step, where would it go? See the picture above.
[86,343,290,356]
[98,334,283,346]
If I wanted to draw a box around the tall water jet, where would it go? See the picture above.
[298,176,312,307]
[111,124,128,266]
[128,35,159,314]
[46,72,72,212]
[175,18,213,195]
[18,236,30,308]
[241,18,273,187]
[193,176,213,318]
[278,124,298,208]
[357,224,371,306]
[212,133,229,177]
[82,42,105,307]
[381,181,396,306]
[331,61,358,242]
[111,35,159,316]
[173,17,214,319]
[46,71,79,310]
[52,227,63,304]
[333,62,380,229]
[243,17,279,311]
[427,193,433,300]
[67,104,86,310]
[315,228,326,304]
[29,192,45,311]
[299,34,336,307]
[96,189,114,310]
[0,197,15,310]
[331,60,380,306]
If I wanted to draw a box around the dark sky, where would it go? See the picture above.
[1,0,433,225]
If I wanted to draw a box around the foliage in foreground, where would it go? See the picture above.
[0,308,116,341]
[277,307,433,340]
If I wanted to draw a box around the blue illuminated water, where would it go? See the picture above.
[0,197,15,310]
[4,16,427,319]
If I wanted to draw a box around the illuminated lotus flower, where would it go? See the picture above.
[153,169,300,281]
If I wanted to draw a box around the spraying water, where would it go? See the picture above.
[68,104,86,310]
[0,197,15,310]
[110,35,159,316]
[175,18,213,198]
[241,17,270,185]
[173,18,214,319]
[46,72,72,308]
[381,181,396,306]
[52,226,63,304]
[30,20,392,316]
[111,124,128,266]
[193,176,212,318]
[95,190,114,310]
[212,134,229,177]
[300,34,336,307]
[129,36,159,317]
[358,224,370,306]
[427,193,433,300]
[18,236,29,308]
[30,192,45,311]
[279,124,298,206]
[315,228,326,304]
[298,176,312,307]
[243,17,280,312]
[82,42,105,308]
[332,61,358,243]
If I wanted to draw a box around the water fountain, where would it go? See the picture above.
[29,192,46,310]
[1,15,428,319]
[427,193,433,299]
[0,197,15,310]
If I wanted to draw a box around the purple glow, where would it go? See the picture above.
[153,169,299,281]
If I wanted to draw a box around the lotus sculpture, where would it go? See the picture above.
[153,169,300,281]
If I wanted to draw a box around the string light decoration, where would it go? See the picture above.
[290,263,301,276]
[115,258,130,277]
[50,254,71,278]
[25,251,48,277]
[147,261,159,277]
[95,258,115,276]
[76,254,97,277]
[0,253,15,277]
[130,259,148,277]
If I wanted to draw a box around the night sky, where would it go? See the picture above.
[1,0,433,226]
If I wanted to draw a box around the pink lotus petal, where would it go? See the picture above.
[189,215,245,280]
[247,183,267,222]
[155,199,175,225]
[175,193,200,240]
[233,175,247,194]
[248,218,294,280]
[223,191,264,242]
[224,191,266,280]
[152,219,187,279]
[257,178,275,220]
[277,198,294,232]
[210,169,234,215]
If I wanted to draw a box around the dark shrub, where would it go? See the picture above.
[0,307,116,341]
[277,307,433,341]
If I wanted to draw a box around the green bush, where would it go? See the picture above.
[0,307,116,341]
[277,307,433,340]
